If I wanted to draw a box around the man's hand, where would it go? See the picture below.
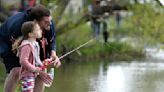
[51,51,61,68]
[53,56,61,68]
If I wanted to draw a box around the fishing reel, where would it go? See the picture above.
[40,59,53,70]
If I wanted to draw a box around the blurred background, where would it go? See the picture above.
[0,0,164,92]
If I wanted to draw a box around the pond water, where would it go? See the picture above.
[0,49,163,92]
[46,58,164,92]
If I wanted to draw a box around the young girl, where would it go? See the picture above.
[17,21,52,92]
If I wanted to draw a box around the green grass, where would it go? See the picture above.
[56,21,145,61]
[0,62,6,91]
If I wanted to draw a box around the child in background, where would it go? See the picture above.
[17,21,52,92]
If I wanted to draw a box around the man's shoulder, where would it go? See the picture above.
[0,12,26,27]
[7,12,28,29]
[8,12,27,21]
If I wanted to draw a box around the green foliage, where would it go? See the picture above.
[114,0,132,6]
[127,3,164,44]
[0,63,5,91]
[56,23,144,61]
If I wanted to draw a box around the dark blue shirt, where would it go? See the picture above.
[0,11,56,57]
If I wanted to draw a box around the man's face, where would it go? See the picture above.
[38,16,51,31]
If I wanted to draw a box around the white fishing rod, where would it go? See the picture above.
[41,38,95,69]
[59,38,95,60]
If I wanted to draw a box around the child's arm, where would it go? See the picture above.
[20,45,41,72]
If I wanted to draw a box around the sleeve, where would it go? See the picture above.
[8,13,25,42]
[9,22,22,41]
[50,20,56,51]
[19,45,37,72]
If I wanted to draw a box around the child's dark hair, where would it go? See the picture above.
[29,4,50,21]
[21,21,36,39]
[12,21,37,53]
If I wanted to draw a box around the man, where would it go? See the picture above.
[0,5,61,92]
[89,0,103,39]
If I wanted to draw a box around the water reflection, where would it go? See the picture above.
[0,50,164,92]
[46,60,164,92]
[90,64,127,92]
[90,61,164,92]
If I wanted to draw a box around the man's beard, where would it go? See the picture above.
[43,26,50,31]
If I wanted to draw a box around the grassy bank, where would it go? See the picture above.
[56,22,145,62]
[0,61,6,91]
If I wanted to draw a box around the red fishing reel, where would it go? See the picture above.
[40,60,52,70]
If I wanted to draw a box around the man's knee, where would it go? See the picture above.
[34,77,45,92]
[4,68,20,92]
[9,67,20,79]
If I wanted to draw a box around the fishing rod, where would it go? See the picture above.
[41,38,95,70]
[59,38,94,60]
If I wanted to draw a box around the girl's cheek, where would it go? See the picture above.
[38,31,42,38]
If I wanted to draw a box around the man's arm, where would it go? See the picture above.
[49,21,61,68]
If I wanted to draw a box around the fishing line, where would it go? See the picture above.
[41,38,96,69]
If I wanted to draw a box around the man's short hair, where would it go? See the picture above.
[29,5,50,21]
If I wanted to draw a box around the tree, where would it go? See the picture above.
[128,2,164,44]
